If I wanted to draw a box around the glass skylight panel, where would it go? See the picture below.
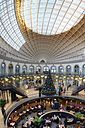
[46,8,52,14]
[0,26,4,34]
[0,0,85,45]
[47,3,54,8]
[38,12,44,19]
[0,0,25,50]
[39,7,46,13]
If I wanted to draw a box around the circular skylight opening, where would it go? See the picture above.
[21,0,84,35]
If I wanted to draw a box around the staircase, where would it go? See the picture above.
[0,85,28,98]
[71,85,85,95]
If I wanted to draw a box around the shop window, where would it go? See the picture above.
[1,62,6,76]
[43,66,49,71]
[22,65,27,74]
[8,63,13,75]
[51,66,56,73]
[15,64,20,74]
[82,64,85,76]
[66,65,71,75]
[74,65,79,75]
[58,66,64,74]
[29,65,34,73]
[36,66,41,73]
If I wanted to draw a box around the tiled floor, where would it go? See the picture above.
[24,86,85,99]
[0,86,85,128]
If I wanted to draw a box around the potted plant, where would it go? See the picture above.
[75,112,85,121]
[0,99,6,115]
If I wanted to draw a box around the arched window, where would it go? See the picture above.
[74,65,79,75]
[22,65,27,74]
[8,63,13,75]
[36,66,41,73]
[51,66,56,73]
[58,65,64,74]
[15,64,20,74]
[82,64,85,76]
[40,60,46,63]
[1,62,6,76]
[43,66,49,72]
[29,65,34,73]
[66,65,71,75]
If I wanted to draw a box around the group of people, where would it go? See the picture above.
[56,84,66,96]
[42,115,65,128]
[22,114,68,128]
[51,99,60,110]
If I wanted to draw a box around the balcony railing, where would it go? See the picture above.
[0,72,85,78]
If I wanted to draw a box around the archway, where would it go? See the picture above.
[43,66,49,72]
[22,65,27,74]
[1,62,6,76]
[66,65,71,75]
[58,65,64,75]
[29,65,34,73]
[74,65,80,86]
[82,64,85,76]
[74,65,79,75]
[15,64,20,74]
[36,66,41,73]
[51,66,56,73]
[8,63,13,75]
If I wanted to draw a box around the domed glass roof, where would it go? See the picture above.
[0,0,25,50]
[21,0,85,35]
[0,0,85,63]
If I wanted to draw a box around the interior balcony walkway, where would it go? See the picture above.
[0,85,85,128]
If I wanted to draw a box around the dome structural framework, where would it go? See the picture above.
[21,0,84,35]
[0,0,85,63]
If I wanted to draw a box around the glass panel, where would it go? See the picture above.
[22,65,27,74]
[29,65,34,73]
[66,65,71,75]
[0,0,25,50]
[51,66,56,73]
[58,66,64,74]
[15,64,20,74]
[1,62,6,76]
[8,64,13,75]
[82,64,85,76]
[21,0,84,35]
[43,66,49,71]
[74,65,79,75]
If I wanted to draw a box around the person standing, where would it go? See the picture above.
[64,118,67,128]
